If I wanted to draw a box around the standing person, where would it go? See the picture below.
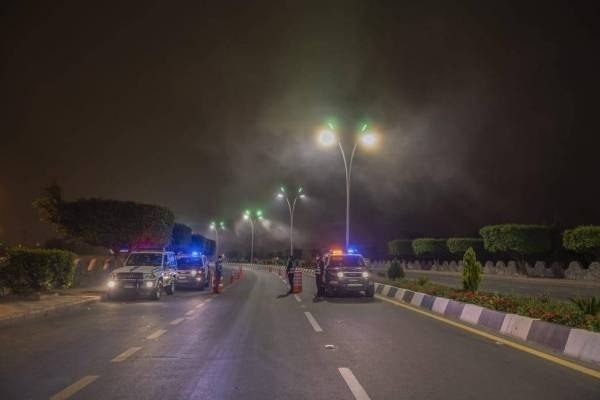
[315,255,325,297]
[286,256,295,293]
[214,255,223,293]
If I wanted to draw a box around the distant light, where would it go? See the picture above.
[319,129,336,146]
[107,280,116,288]
[244,209,250,216]
[280,186,285,193]
[298,187,303,193]
[277,193,284,198]
[331,249,343,255]
[257,210,263,216]
[192,251,199,257]
[243,214,249,220]
[360,132,377,147]
[347,248,356,254]
[299,194,306,199]
[361,123,368,132]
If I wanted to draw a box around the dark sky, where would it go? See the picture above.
[1,1,599,254]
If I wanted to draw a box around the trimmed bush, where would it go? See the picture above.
[447,238,484,257]
[0,248,77,293]
[563,226,600,260]
[480,224,551,270]
[388,239,414,258]
[387,258,404,280]
[412,238,448,261]
[462,247,482,292]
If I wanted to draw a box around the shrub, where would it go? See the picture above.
[412,238,448,262]
[387,258,404,280]
[388,240,414,259]
[480,224,551,270]
[563,226,600,260]
[462,247,482,292]
[570,296,600,316]
[447,238,484,257]
[417,275,429,286]
[0,248,77,293]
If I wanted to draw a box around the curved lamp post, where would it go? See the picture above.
[243,209,263,264]
[209,221,225,257]
[318,121,379,250]
[276,186,306,257]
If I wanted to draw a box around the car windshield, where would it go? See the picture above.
[125,253,162,266]
[328,255,365,267]
[177,257,203,268]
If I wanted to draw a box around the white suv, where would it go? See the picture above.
[107,250,178,300]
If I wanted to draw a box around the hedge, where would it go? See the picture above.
[388,239,414,258]
[563,226,600,260]
[447,238,484,256]
[479,224,551,256]
[0,248,77,293]
[412,238,448,260]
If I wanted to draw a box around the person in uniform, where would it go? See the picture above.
[286,256,295,293]
[214,255,223,293]
[315,255,325,297]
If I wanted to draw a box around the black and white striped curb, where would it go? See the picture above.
[233,263,600,366]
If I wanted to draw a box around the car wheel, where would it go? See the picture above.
[150,282,162,300]
[165,279,175,295]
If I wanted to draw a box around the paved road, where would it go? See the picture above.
[367,267,600,299]
[0,268,598,399]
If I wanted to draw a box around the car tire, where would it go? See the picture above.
[365,286,374,297]
[165,279,175,295]
[150,282,162,301]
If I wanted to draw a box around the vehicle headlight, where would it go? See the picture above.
[336,272,344,278]
[145,281,154,288]
[107,280,116,288]
[362,271,369,278]
[190,269,197,277]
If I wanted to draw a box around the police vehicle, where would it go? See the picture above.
[175,252,211,290]
[106,250,178,300]
[322,250,375,297]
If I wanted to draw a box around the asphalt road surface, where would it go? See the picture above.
[399,270,600,299]
[0,268,598,399]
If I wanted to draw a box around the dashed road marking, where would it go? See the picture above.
[50,375,99,400]
[294,294,302,302]
[147,329,167,340]
[185,309,196,316]
[111,346,142,362]
[304,312,323,332]
[169,317,185,326]
[338,368,371,400]
[195,303,204,309]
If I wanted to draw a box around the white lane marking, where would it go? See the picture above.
[50,375,99,400]
[111,346,142,362]
[195,303,204,309]
[338,368,371,400]
[185,309,196,316]
[294,294,302,302]
[147,329,167,340]
[169,317,185,326]
[304,312,323,332]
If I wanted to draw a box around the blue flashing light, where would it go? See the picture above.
[192,251,199,257]
[347,248,356,254]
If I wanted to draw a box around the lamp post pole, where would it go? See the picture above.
[209,221,225,257]
[277,186,306,256]
[243,210,263,264]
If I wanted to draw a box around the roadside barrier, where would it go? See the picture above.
[292,270,303,293]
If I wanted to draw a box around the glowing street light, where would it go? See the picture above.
[276,186,306,256]
[243,209,263,264]
[209,220,225,257]
[316,120,380,250]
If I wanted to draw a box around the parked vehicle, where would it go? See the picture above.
[106,250,178,300]
[322,250,375,297]
[175,253,211,290]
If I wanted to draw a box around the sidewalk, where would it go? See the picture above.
[0,286,104,326]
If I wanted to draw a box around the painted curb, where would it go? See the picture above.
[372,281,600,365]
[0,296,101,327]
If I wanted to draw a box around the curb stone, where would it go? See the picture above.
[0,296,101,327]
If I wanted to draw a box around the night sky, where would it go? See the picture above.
[1,1,599,254]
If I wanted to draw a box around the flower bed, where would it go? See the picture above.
[377,277,600,332]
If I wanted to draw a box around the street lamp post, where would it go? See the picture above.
[243,209,263,264]
[277,186,306,257]
[318,122,378,250]
[209,221,225,257]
